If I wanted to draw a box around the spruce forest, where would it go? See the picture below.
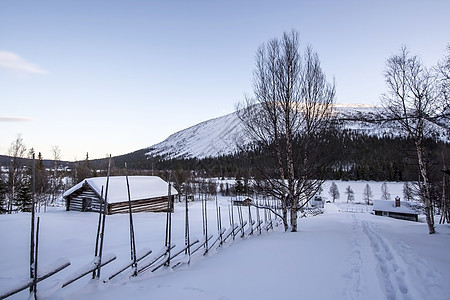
[100,133,449,183]
[1,132,448,192]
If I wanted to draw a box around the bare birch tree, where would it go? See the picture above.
[345,186,354,203]
[403,182,414,201]
[50,145,62,204]
[381,182,390,200]
[329,182,340,203]
[381,46,449,234]
[0,174,7,213]
[437,45,450,106]
[7,135,27,213]
[237,30,336,231]
[363,184,373,205]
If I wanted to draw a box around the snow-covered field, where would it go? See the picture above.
[1,181,449,299]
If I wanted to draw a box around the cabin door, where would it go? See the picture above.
[82,197,92,211]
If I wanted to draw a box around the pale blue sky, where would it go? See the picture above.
[1,0,449,161]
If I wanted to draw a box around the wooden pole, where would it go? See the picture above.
[96,154,111,278]
[184,189,191,260]
[228,204,232,227]
[215,196,220,237]
[248,204,253,235]
[92,186,104,279]
[0,259,70,299]
[230,204,235,240]
[204,194,208,253]
[218,207,223,246]
[125,163,137,276]
[256,205,261,234]
[238,205,244,237]
[201,194,205,236]
[30,153,35,282]
[32,217,40,299]
[164,171,172,265]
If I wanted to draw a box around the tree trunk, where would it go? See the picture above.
[415,140,435,234]
[285,117,297,232]
[276,145,288,231]
[440,152,449,224]
[290,200,298,232]
[441,174,449,224]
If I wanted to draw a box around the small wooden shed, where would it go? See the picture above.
[373,199,418,222]
[232,197,253,206]
[63,176,178,215]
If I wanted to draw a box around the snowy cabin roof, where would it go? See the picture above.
[372,200,416,215]
[63,176,178,204]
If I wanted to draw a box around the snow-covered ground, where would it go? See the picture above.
[1,181,449,299]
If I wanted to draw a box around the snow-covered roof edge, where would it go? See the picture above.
[63,176,178,204]
[63,180,87,198]
[372,200,417,214]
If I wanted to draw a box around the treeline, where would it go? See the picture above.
[326,131,421,181]
[1,132,448,214]
[87,132,449,183]
[0,152,69,214]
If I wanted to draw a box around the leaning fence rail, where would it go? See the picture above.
[0,259,71,299]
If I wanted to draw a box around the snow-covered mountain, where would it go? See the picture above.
[333,104,398,136]
[146,104,448,159]
[147,112,248,159]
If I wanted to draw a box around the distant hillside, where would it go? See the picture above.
[0,154,72,170]
[147,111,248,159]
[2,104,446,176]
[146,104,448,160]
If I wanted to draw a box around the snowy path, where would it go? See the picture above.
[344,213,445,300]
[363,218,411,299]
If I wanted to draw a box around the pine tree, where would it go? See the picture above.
[76,152,93,183]
[35,152,48,195]
[15,174,33,212]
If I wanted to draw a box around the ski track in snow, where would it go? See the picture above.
[343,213,445,300]
[362,219,409,300]
[381,229,444,299]
[359,217,442,300]
[344,213,364,299]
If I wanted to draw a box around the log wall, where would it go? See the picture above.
[65,185,174,215]
[66,186,103,213]
[107,196,174,215]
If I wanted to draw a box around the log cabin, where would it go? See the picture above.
[63,176,178,215]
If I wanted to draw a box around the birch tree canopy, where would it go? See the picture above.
[237,29,336,232]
